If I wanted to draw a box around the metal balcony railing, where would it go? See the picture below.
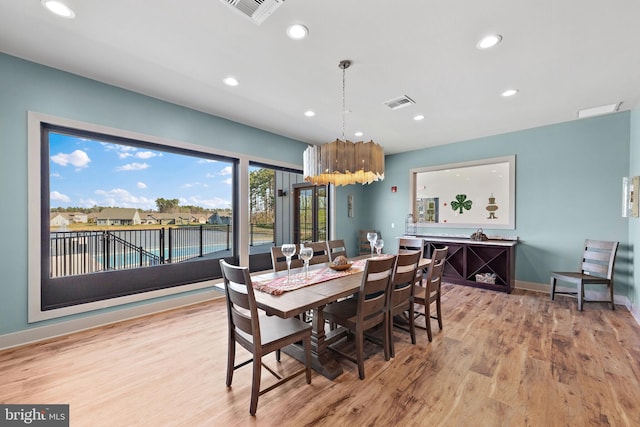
[49,224,274,278]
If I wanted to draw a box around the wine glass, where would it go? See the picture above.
[374,239,384,257]
[299,245,314,280]
[366,232,378,258]
[281,244,296,283]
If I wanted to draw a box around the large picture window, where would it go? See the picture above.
[29,113,239,320]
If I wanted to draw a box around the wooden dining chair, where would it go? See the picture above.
[413,247,448,342]
[388,250,422,357]
[550,239,619,311]
[359,229,380,255]
[220,260,312,416]
[270,245,303,272]
[324,255,396,380]
[398,237,424,255]
[328,239,347,261]
[304,241,330,265]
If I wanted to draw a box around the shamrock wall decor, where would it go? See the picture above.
[451,194,472,214]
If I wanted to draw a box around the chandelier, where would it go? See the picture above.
[303,60,385,186]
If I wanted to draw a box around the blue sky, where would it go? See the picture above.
[49,133,233,210]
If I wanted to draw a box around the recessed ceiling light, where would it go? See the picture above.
[413,114,425,121]
[41,0,75,18]
[354,131,363,137]
[577,102,621,119]
[501,89,519,97]
[286,24,309,40]
[477,34,502,49]
[223,77,239,87]
[304,110,315,117]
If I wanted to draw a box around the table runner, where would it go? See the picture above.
[253,259,367,295]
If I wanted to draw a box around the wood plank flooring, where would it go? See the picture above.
[1,285,639,426]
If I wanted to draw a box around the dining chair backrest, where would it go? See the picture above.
[426,247,448,292]
[220,260,261,351]
[399,237,425,285]
[389,250,422,309]
[328,239,347,261]
[271,245,304,272]
[580,239,618,279]
[359,230,380,255]
[398,237,424,258]
[356,256,397,327]
[303,241,330,265]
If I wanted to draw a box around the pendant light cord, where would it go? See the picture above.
[339,60,351,141]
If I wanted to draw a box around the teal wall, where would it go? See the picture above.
[1,51,637,340]
[629,109,640,307]
[0,53,308,336]
[360,113,632,297]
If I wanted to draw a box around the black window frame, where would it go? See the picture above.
[40,122,239,311]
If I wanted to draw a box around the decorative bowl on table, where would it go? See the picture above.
[329,255,352,271]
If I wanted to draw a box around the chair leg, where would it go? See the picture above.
[356,329,365,380]
[276,349,281,362]
[226,337,235,387]
[383,315,391,362]
[609,283,615,311]
[409,302,416,344]
[249,356,261,416]
[436,294,443,331]
[578,281,584,311]
[425,300,433,342]
[550,277,556,300]
[388,313,395,358]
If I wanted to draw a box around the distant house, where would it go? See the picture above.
[141,214,159,225]
[68,212,88,223]
[96,208,141,226]
[50,213,70,227]
[190,214,208,224]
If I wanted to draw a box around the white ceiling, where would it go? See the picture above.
[1,0,640,154]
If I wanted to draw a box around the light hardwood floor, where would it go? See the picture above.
[1,285,639,426]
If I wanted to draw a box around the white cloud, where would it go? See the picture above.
[223,178,232,185]
[79,198,98,208]
[102,143,136,159]
[50,191,70,203]
[51,173,61,178]
[136,151,162,159]
[220,166,232,175]
[51,150,91,168]
[185,195,231,209]
[198,159,218,164]
[137,182,147,189]
[116,162,150,171]
[94,188,156,209]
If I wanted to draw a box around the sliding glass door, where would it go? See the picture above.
[293,184,328,244]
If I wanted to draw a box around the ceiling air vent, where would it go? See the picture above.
[221,0,284,25]
[383,95,416,110]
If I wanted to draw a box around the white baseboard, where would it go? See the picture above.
[515,280,637,325]
[0,290,224,351]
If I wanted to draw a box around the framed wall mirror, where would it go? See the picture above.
[410,155,516,229]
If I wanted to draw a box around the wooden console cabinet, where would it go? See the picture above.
[421,237,517,293]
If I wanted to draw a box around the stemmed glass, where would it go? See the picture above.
[366,232,378,258]
[281,244,296,284]
[299,245,314,281]
[374,239,384,257]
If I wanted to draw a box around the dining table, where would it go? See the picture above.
[251,253,430,380]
